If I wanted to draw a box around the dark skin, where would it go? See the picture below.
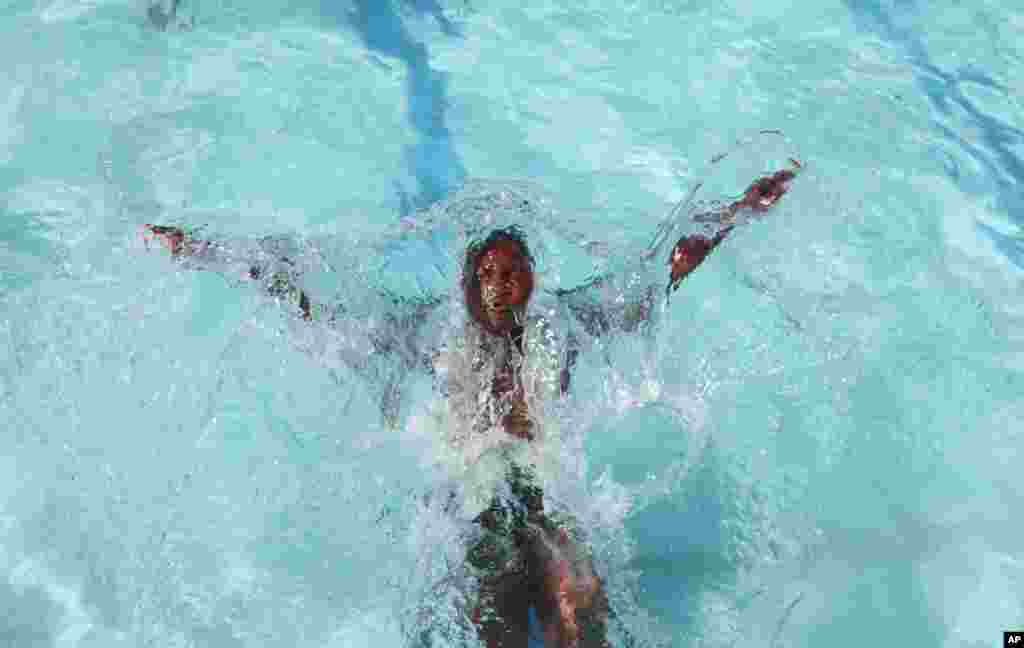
[475,241,535,337]
[141,162,800,647]
[472,240,536,441]
[439,163,802,647]
[143,162,800,314]
[668,160,800,289]
[141,225,315,319]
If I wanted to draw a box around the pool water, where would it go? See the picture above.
[1,1,1022,647]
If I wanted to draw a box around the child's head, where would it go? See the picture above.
[463,227,535,335]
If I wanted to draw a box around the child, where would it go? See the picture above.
[142,160,800,647]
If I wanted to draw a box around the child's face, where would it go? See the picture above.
[475,240,534,334]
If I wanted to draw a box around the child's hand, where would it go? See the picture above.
[738,158,802,212]
[667,159,802,293]
[141,224,187,256]
[668,234,719,290]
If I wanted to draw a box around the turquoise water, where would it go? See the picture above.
[2,1,1023,647]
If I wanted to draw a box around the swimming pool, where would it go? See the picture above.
[1,1,1022,646]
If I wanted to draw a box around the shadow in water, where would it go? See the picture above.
[623,441,752,637]
[976,221,1024,271]
[843,0,1024,260]
[321,0,467,212]
[0,577,62,648]
[402,0,461,37]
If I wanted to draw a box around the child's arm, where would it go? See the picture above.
[141,224,317,320]
[141,224,446,427]
[666,159,801,292]
[556,158,802,343]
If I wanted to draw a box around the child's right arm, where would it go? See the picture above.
[140,224,446,427]
[142,224,316,320]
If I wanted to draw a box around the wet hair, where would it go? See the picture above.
[462,226,535,332]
